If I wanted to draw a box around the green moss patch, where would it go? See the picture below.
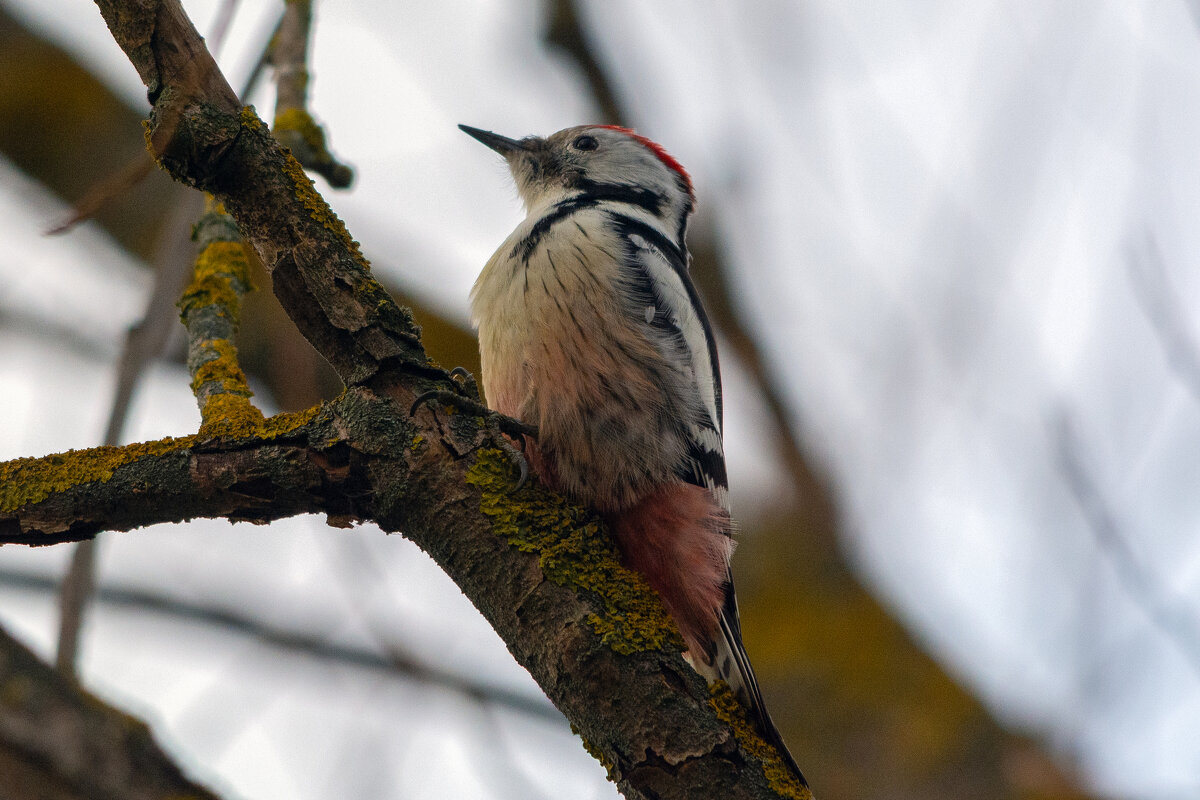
[709,681,813,800]
[0,436,197,513]
[280,149,364,263]
[466,450,682,655]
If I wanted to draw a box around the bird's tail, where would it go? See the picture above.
[703,578,809,788]
[608,485,808,787]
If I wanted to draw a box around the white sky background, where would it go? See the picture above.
[2,1,1200,798]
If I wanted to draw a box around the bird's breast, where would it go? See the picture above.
[470,213,689,509]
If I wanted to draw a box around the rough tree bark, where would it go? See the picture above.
[0,2,810,798]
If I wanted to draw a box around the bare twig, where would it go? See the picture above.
[54,541,95,675]
[44,155,157,236]
[270,0,353,187]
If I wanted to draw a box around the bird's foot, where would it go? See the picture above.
[410,368,537,490]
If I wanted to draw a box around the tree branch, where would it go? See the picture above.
[0,405,343,545]
[2,568,564,723]
[95,0,427,390]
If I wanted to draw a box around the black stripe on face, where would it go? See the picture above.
[572,179,665,216]
[510,183,669,263]
[511,195,601,262]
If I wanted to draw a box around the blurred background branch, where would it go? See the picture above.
[1054,412,1200,679]
[6,567,562,722]
[0,623,224,800]
[269,0,353,188]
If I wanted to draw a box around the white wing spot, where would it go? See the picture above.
[644,304,655,324]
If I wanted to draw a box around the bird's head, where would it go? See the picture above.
[459,124,695,234]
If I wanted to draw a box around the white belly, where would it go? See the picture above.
[470,215,690,510]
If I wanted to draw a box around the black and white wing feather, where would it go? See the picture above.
[612,211,806,785]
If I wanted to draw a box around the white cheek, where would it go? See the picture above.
[644,305,655,324]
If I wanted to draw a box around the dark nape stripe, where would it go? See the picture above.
[573,179,664,216]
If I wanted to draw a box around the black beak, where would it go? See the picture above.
[458,124,532,156]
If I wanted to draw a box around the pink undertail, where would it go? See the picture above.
[606,484,732,659]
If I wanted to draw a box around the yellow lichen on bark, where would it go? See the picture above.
[239,105,266,133]
[466,449,683,655]
[0,436,197,514]
[708,682,814,800]
[179,204,266,438]
[273,107,326,153]
[178,240,253,324]
[279,148,365,263]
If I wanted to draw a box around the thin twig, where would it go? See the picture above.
[44,156,156,237]
[8,568,561,722]
[270,0,353,187]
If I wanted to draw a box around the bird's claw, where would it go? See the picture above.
[409,370,537,492]
[494,431,530,491]
[408,367,480,416]
[448,366,481,401]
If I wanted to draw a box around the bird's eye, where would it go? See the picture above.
[572,135,599,151]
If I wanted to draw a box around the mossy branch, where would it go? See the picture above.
[180,200,266,436]
[0,404,333,546]
[270,0,353,188]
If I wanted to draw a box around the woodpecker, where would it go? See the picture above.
[461,123,804,785]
